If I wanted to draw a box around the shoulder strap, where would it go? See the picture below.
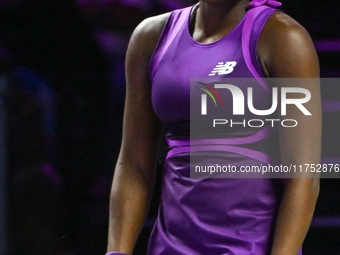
[242,6,272,92]
[149,7,191,81]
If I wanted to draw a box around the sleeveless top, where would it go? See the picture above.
[147,2,302,255]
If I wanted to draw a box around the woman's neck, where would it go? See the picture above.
[192,0,249,43]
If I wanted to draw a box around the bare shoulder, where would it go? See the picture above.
[128,12,171,59]
[258,11,319,78]
[125,12,171,93]
[134,12,171,38]
[262,11,312,44]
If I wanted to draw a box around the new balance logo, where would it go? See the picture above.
[209,61,237,76]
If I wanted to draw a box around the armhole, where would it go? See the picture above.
[242,6,280,92]
[148,7,192,82]
[250,9,283,79]
[148,12,175,82]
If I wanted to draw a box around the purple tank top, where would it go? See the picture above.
[147,2,303,255]
[150,5,273,123]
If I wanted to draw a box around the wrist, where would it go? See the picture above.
[106,252,128,255]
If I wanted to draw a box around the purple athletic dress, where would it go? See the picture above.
[148,1,302,254]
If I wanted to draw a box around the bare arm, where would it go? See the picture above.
[107,13,170,254]
[258,12,321,255]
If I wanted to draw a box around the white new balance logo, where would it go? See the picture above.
[209,61,237,76]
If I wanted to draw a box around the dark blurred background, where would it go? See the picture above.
[0,0,339,254]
